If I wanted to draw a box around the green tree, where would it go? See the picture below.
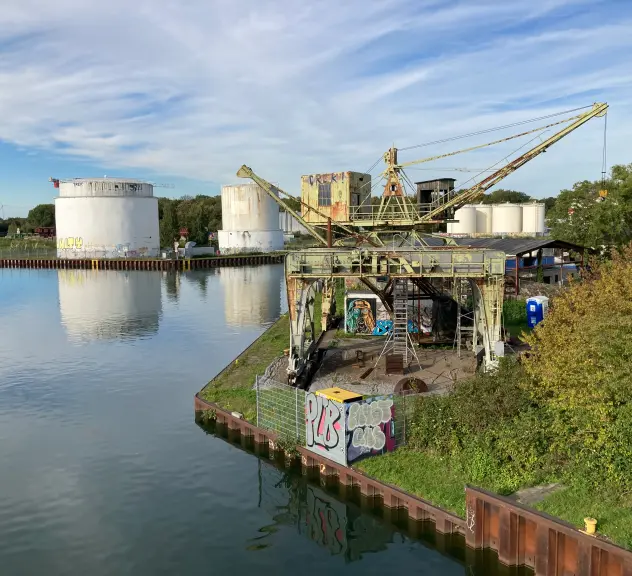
[27,204,55,228]
[481,189,532,204]
[158,197,179,248]
[546,164,632,251]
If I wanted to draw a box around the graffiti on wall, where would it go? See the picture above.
[57,237,84,250]
[346,298,377,334]
[305,392,346,465]
[346,396,395,464]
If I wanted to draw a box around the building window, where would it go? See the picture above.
[318,182,331,206]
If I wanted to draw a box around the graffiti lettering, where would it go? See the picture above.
[346,397,395,464]
[306,393,341,450]
[57,237,83,250]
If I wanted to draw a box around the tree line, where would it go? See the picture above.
[7,163,632,251]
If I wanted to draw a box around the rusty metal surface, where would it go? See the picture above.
[0,254,284,270]
[465,487,632,575]
[194,396,632,575]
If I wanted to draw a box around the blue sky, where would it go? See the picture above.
[1,0,631,217]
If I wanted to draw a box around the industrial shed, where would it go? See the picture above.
[448,237,587,295]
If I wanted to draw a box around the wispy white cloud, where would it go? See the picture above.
[0,0,630,197]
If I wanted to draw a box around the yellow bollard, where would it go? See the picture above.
[584,517,597,535]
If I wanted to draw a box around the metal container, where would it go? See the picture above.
[492,203,523,235]
[475,204,493,234]
[450,205,477,234]
[219,183,283,253]
[521,203,546,235]
[55,178,160,259]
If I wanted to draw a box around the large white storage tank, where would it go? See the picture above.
[220,265,283,326]
[58,270,162,342]
[521,203,546,235]
[475,204,493,234]
[448,205,477,234]
[492,203,523,235]
[54,178,160,259]
[218,183,284,253]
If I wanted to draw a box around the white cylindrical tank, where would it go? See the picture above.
[55,178,159,259]
[58,270,162,342]
[475,204,493,234]
[450,205,477,234]
[218,183,283,253]
[220,265,283,326]
[492,203,523,235]
[521,203,546,235]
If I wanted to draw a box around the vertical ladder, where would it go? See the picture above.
[392,279,409,365]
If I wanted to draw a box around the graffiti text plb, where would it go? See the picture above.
[306,393,341,450]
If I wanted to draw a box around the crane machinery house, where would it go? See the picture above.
[300,172,372,224]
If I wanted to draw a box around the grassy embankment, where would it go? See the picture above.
[359,251,632,549]
[199,280,345,421]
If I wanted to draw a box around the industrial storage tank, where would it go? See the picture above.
[54,178,160,259]
[220,265,283,326]
[475,204,493,234]
[492,203,523,235]
[521,202,546,235]
[218,183,284,253]
[448,205,477,234]
[58,270,162,342]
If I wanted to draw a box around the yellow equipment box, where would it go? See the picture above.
[316,387,363,403]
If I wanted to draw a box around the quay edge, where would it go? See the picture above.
[0,253,284,270]
[194,396,632,576]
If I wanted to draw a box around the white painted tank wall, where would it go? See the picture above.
[220,265,283,327]
[58,270,162,342]
[219,183,283,253]
[55,197,160,258]
[59,179,153,198]
[449,205,477,234]
[221,183,280,231]
[521,203,546,235]
[492,203,523,234]
[475,204,493,234]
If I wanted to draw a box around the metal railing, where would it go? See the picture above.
[0,241,56,259]
[256,375,307,444]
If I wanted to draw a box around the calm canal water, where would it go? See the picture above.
[0,265,509,575]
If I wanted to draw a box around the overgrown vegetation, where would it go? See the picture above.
[361,246,632,548]
[199,314,290,421]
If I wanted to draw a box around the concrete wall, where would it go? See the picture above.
[55,196,160,259]
[300,172,371,224]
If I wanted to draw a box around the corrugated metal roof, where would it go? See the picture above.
[449,237,586,256]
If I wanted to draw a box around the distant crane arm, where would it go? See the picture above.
[421,102,608,221]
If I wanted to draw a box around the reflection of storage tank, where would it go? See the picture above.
[58,270,162,342]
[492,203,523,234]
[475,204,493,234]
[218,183,284,253]
[447,205,477,234]
[521,203,546,235]
[53,178,160,259]
[220,265,283,326]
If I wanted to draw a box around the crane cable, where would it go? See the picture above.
[398,105,593,151]
[600,113,608,198]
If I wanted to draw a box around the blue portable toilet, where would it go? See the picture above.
[526,296,549,328]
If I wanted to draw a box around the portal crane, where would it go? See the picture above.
[238,102,608,240]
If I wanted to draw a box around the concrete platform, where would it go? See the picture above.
[308,337,477,396]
